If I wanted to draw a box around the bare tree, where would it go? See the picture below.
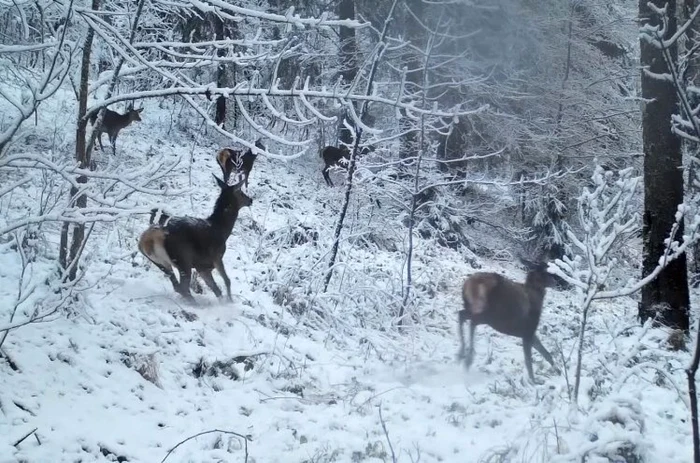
[0,0,77,154]
[639,4,700,458]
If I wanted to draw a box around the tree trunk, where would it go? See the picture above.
[337,0,358,146]
[398,0,423,160]
[323,0,397,293]
[682,0,700,285]
[213,14,227,128]
[63,0,99,281]
[638,0,690,331]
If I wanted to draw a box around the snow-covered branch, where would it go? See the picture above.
[0,152,190,235]
[156,0,367,29]
[0,0,78,153]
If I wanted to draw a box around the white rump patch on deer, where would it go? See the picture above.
[138,227,174,270]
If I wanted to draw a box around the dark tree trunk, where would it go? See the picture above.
[638,0,690,331]
[213,15,227,128]
[682,0,700,284]
[62,0,99,281]
[323,0,395,293]
[398,0,423,160]
[337,0,357,145]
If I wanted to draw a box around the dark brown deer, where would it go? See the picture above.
[138,173,252,303]
[457,261,559,383]
[216,139,265,188]
[89,106,143,154]
[147,208,205,295]
[320,144,374,187]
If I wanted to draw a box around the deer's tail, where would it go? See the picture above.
[138,226,174,271]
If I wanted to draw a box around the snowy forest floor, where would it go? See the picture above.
[0,96,695,462]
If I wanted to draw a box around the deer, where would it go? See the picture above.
[146,207,207,295]
[457,260,559,384]
[216,139,265,189]
[137,160,252,303]
[89,106,143,154]
[320,144,374,187]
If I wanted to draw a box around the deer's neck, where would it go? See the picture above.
[209,210,239,237]
[107,112,132,130]
[207,200,241,242]
[526,285,547,311]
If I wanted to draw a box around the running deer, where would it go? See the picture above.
[457,260,559,383]
[89,106,143,154]
[138,167,252,303]
[216,139,265,188]
[147,208,205,295]
[320,144,374,187]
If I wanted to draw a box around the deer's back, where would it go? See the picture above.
[463,272,543,336]
[322,146,349,165]
[162,217,228,269]
[102,109,130,133]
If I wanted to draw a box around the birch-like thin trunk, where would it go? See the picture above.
[323,0,398,293]
[61,0,99,279]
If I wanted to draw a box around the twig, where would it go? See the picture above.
[160,429,251,463]
[408,443,422,463]
[355,386,404,412]
[0,232,29,350]
[13,427,38,447]
[553,418,561,454]
[378,404,397,463]
[0,348,20,372]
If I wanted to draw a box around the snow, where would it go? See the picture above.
[0,95,696,463]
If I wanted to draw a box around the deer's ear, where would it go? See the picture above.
[213,174,226,189]
[216,149,229,170]
[137,107,144,113]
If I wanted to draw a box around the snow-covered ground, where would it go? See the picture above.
[0,97,694,462]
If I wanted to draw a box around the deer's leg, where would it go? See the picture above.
[522,336,537,384]
[464,321,476,369]
[322,167,334,187]
[532,335,559,372]
[213,259,232,302]
[154,263,180,292]
[167,273,180,291]
[457,309,468,360]
[97,132,105,151]
[177,268,196,304]
[199,269,223,299]
[190,270,203,294]
[110,133,117,155]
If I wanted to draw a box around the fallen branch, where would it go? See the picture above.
[13,427,38,448]
[378,404,397,463]
[160,429,251,463]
